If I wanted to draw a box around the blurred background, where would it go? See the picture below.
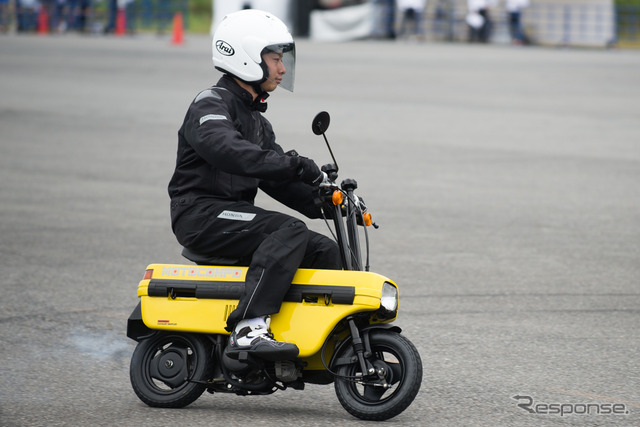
[1,0,639,49]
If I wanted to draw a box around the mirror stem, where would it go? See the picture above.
[322,132,338,172]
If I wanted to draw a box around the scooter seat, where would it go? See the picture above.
[181,247,250,266]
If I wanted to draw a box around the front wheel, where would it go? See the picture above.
[130,332,213,408]
[334,330,422,421]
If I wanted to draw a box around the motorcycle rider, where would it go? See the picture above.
[168,9,341,360]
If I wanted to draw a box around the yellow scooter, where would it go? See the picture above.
[127,112,422,421]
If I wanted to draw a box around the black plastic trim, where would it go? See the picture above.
[285,284,355,305]
[146,279,355,305]
[126,302,154,341]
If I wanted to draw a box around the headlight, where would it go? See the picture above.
[380,282,398,313]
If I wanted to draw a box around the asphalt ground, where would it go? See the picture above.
[1,34,639,426]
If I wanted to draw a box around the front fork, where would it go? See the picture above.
[347,317,376,376]
[341,316,391,387]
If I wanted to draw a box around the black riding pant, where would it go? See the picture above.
[172,201,341,330]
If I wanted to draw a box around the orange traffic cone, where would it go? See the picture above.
[171,12,184,45]
[115,8,126,36]
[37,7,49,34]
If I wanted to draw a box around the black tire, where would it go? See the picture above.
[334,330,422,421]
[130,332,213,408]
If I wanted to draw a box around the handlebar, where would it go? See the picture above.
[318,174,376,228]
[317,166,378,271]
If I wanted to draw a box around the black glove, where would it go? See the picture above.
[297,157,324,186]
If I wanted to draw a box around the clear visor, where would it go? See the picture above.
[263,43,295,92]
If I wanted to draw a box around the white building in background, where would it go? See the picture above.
[210,0,618,48]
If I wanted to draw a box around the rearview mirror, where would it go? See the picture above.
[311,111,330,135]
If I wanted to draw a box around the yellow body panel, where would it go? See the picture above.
[137,264,397,359]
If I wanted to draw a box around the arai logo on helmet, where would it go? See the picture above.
[216,40,235,56]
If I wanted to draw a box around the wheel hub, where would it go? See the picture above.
[371,360,393,385]
[149,346,190,388]
[158,350,184,378]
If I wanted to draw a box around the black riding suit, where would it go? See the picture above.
[168,74,341,330]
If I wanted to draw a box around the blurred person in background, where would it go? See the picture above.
[467,0,496,42]
[397,0,427,40]
[506,0,530,44]
[74,0,91,32]
[155,0,171,34]
[372,0,396,39]
[103,0,116,32]
[53,0,67,32]
[0,0,9,33]
[17,0,38,32]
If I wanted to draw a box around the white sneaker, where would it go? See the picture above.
[228,316,299,361]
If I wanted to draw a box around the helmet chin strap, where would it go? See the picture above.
[250,82,270,112]
[257,61,275,92]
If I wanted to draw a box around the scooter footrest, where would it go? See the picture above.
[225,344,299,362]
[224,349,249,361]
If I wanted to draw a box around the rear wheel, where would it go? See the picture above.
[130,332,213,408]
[334,330,422,421]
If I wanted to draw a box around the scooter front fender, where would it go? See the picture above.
[329,323,403,369]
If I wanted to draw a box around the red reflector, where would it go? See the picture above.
[143,269,153,280]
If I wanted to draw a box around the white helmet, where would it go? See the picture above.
[212,9,296,92]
